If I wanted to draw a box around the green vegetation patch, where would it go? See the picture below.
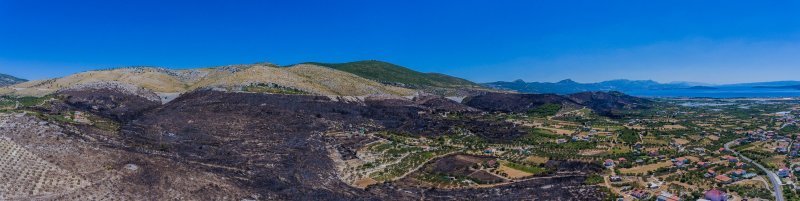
[584,174,604,185]
[306,60,479,88]
[618,128,639,145]
[527,103,562,117]
[502,161,547,175]
[243,83,309,95]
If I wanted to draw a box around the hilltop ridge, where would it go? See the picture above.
[305,60,486,96]
[1,61,494,98]
[0,63,418,98]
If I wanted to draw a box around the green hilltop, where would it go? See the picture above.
[305,60,480,89]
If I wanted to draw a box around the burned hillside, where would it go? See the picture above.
[462,92,581,114]
[0,88,612,200]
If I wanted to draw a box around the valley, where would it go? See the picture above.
[1,64,799,201]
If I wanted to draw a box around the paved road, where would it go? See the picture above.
[725,140,785,201]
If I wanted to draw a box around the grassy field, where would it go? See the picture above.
[498,165,533,179]
[501,161,547,175]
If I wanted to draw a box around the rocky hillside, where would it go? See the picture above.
[0,64,414,97]
[0,73,26,86]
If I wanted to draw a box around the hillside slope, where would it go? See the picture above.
[306,60,477,88]
[463,91,653,118]
[305,61,486,96]
[567,91,653,117]
[462,92,582,114]
[0,73,27,86]
[0,64,415,97]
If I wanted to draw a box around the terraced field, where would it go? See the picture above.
[0,137,89,200]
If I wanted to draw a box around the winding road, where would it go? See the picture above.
[725,140,785,201]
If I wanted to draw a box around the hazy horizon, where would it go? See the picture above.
[1,61,799,86]
[3,1,800,84]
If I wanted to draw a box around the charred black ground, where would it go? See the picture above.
[7,89,622,200]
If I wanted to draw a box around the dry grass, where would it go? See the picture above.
[579,149,607,156]
[764,155,786,168]
[498,165,533,179]
[541,127,574,135]
[642,137,668,145]
[673,138,690,145]
[524,156,549,164]
[354,178,378,188]
[662,125,687,130]
[2,65,416,97]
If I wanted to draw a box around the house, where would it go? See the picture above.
[618,158,627,163]
[793,166,800,174]
[778,168,791,178]
[697,161,709,167]
[714,174,732,184]
[731,169,746,178]
[735,162,745,167]
[704,189,728,201]
[73,111,91,124]
[630,189,649,199]
[610,175,622,182]
[486,160,498,168]
[673,157,688,167]
[721,155,738,163]
[656,191,681,201]
[704,170,716,178]
[648,182,661,189]
[604,159,615,168]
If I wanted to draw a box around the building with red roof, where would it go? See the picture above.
[714,175,732,184]
[704,188,728,201]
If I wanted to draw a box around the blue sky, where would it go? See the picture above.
[2,0,800,84]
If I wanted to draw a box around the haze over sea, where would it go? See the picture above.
[626,87,800,98]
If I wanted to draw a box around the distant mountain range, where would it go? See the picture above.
[754,84,800,90]
[484,79,691,94]
[0,73,27,87]
[485,79,800,94]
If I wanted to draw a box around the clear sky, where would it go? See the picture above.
[2,0,800,84]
